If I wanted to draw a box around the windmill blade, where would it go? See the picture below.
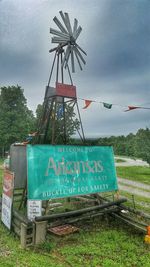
[59,11,70,33]
[52,37,68,44]
[64,45,71,69]
[50,28,69,39]
[49,46,58,53]
[76,43,87,56]
[53,16,68,34]
[61,45,71,67]
[50,11,86,73]
[71,45,75,73]
[73,18,78,36]
[52,37,69,42]
[64,12,73,36]
[73,47,83,70]
[74,46,86,65]
[49,43,67,53]
[74,26,82,40]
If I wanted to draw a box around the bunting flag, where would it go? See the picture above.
[78,97,150,112]
[83,100,92,109]
[103,102,112,109]
[124,106,141,112]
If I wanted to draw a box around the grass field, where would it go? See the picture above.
[116,166,150,185]
[0,217,150,267]
[0,170,3,195]
[116,166,150,213]
[0,165,150,266]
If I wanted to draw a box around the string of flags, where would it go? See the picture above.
[22,98,149,145]
[50,98,150,119]
[79,98,150,112]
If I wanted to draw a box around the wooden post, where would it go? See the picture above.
[20,223,27,249]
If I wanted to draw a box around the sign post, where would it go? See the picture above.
[1,170,14,229]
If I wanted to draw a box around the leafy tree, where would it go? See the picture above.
[35,102,80,144]
[134,128,150,165]
[0,85,36,155]
[125,133,135,156]
[95,128,150,165]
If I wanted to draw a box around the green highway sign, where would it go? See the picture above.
[27,145,118,200]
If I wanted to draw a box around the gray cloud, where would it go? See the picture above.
[87,0,150,78]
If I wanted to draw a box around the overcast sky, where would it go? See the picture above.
[0,0,150,137]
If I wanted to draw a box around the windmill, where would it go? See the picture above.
[36,11,87,145]
[50,10,87,73]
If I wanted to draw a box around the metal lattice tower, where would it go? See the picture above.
[35,11,86,144]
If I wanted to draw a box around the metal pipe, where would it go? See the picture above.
[51,98,57,144]
[63,99,67,144]
[43,98,54,143]
[66,207,120,224]
[99,195,150,220]
[35,198,127,222]
[76,101,86,142]
[56,52,59,82]
[47,51,57,87]
[60,51,64,83]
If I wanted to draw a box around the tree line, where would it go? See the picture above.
[86,129,150,164]
[0,85,149,164]
[0,86,36,156]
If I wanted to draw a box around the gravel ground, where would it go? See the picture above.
[115,156,149,167]
[118,177,150,199]
[118,177,150,191]
[116,157,150,199]
[118,183,150,198]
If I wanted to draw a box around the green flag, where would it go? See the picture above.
[103,102,112,109]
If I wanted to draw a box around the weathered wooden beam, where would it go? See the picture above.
[112,213,147,233]
[12,223,21,236]
[35,198,127,222]
[20,223,27,249]
[12,217,21,228]
[65,207,119,224]
[13,209,31,225]
[99,196,150,220]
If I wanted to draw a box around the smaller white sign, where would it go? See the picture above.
[27,200,42,221]
[1,193,13,229]
[1,171,14,230]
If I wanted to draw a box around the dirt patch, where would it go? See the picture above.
[118,177,150,199]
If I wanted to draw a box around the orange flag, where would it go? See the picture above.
[124,106,141,112]
[83,100,92,109]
